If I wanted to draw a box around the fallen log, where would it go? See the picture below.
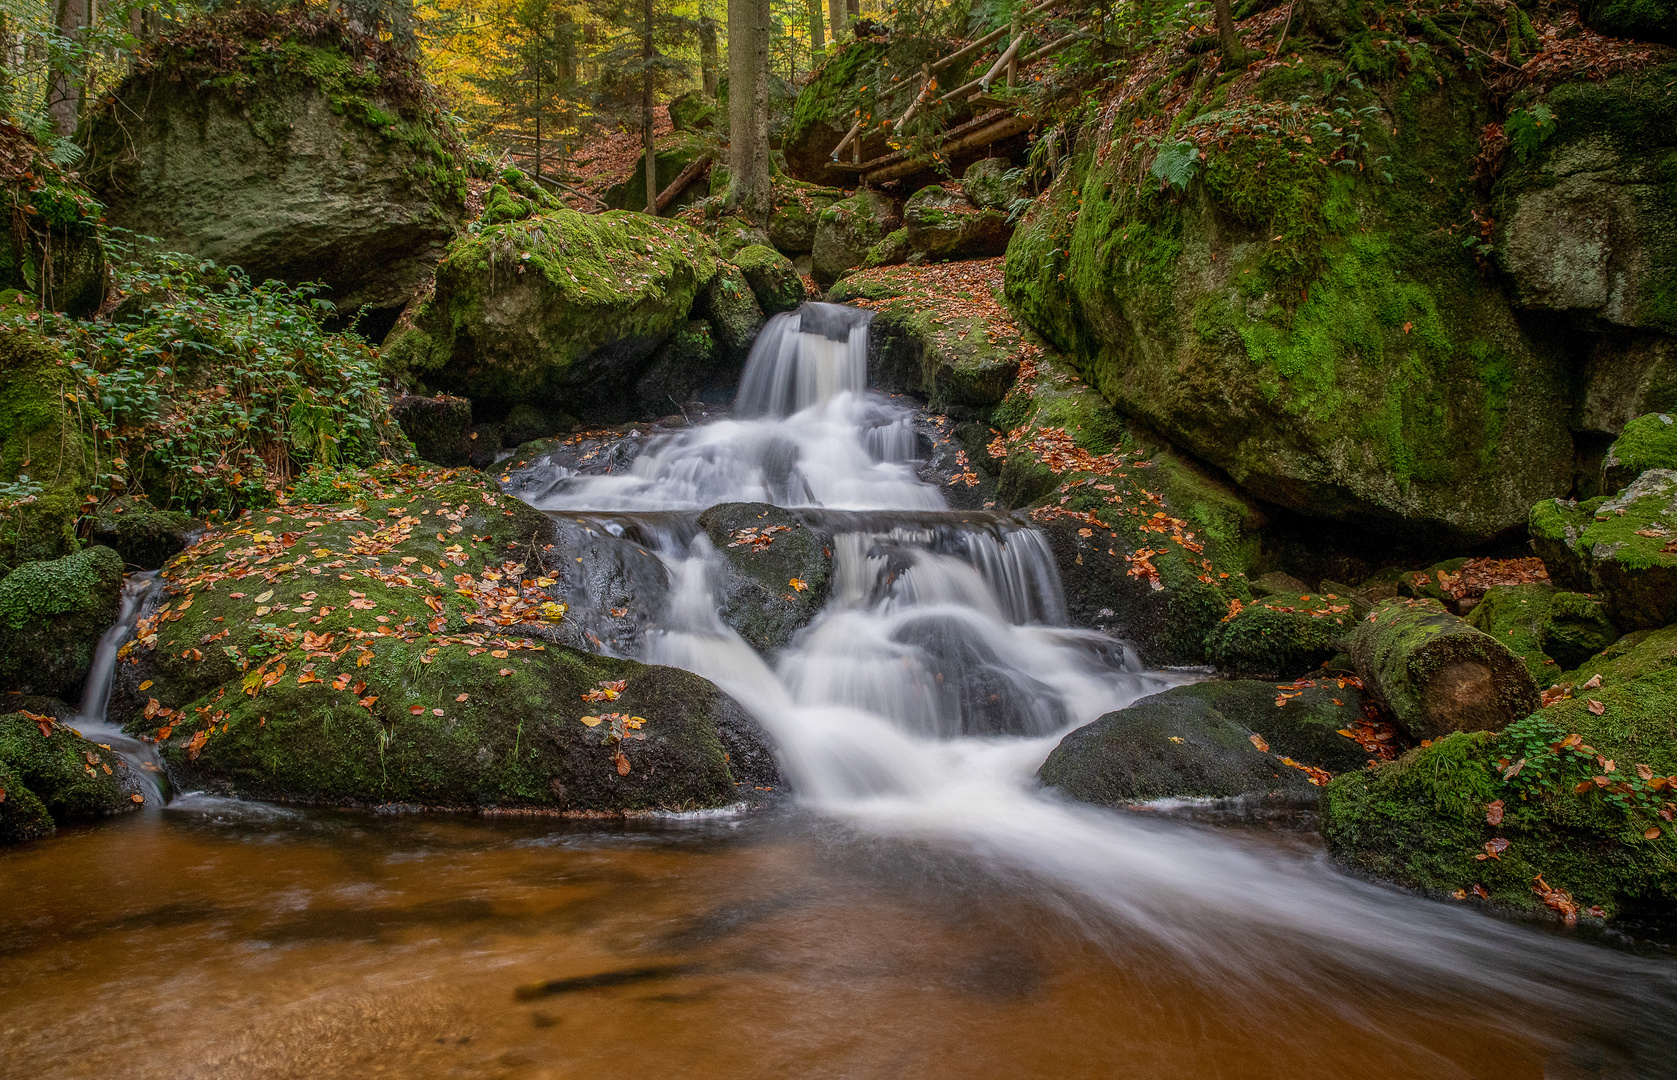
[654,151,714,212]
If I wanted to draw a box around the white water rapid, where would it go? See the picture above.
[521,303,1674,1072]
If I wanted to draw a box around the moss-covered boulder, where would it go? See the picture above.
[1352,598,1541,740]
[766,183,843,256]
[0,327,90,573]
[780,40,891,186]
[390,392,473,467]
[1005,20,1581,546]
[1602,412,1677,493]
[667,89,720,133]
[87,497,202,571]
[478,168,561,227]
[828,264,1021,412]
[0,546,125,699]
[112,463,776,809]
[384,209,722,421]
[1039,679,1370,804]
[0,711,143,839]
[861,227,912,270]
[603,132,711,213]
[1321,680,1677,920]
[731,244,807,315]
[633,319,730,413]
[1205,592,1357,679]
[0,757,55,844]
[962,157,1025,213]
[902,184,1012,262]
[83,10,467,322]
[697,503,831,651]
[1495,65,1677,335]
[1580,0,1677,44]
[699,262,766,362]
[812,190,902,288]
[1467,581,1620,681]
[1528,471,1677,631]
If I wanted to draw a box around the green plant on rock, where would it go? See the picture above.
[1149,139,1200,191]
[1505,103,1557,164]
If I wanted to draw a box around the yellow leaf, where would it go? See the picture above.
[139,680,153,691]
[579,715,603,727]
[357,650,375,667]
[254,590,273,603]
[1248,733,1270,752]
[789,577,809,592]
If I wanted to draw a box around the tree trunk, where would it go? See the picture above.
[700,6,718,96]
[827,0,844,44]
[643,0,657,215]
[807,0,824,64]
[725,0,772,220]
[1211,0,1242,66]
[46,0,87,137]
[1351,599,1541,741]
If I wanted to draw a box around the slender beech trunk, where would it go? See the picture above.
[827,0,844,44]
[807,0,824,64]
[46,0,87,136]
[725,0,772,220]
[643,0,657,215]
[1212,0,1242,66]
[700,2,718,96]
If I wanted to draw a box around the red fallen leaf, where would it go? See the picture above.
[1248,733,1270,752]
[352,679,367,696]
[332,673,351,690]
[427,616,446,633]
[297,672,321,685]
[1532,874,1578,926]
[1646,826,1663,840]
[185,729,209,760]
[425,595,443,613]
[144,697,162,719]
[1486,799,1504,826]
[1587,699,1605,715]
[455,693,469,702]
[130,794,145,804]
[357,650,375,667]
[1475,837,1510,861]
[613,750,631,776]
[359,695,379,710]
[1586,906,1608,919]
[1636,763,1654,780]
[1278,757,1332,786]
[409,705,424,715]
[1471,884,1490,900]
[499,668,513,676]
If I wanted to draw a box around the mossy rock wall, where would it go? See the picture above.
[83,14,466,319]
[0,327,91,573]
[386,209,721,423]
[0,545,125,700]
[1005,31,1597,545]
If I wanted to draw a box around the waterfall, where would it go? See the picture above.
[69,570,169,805]
[735,302,872,417]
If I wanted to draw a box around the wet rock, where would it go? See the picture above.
[1204,592,1358,679]
[391,393,473,467]
[382,208,720,423]
[501,402,568,448]
[1463,582,1619,681]
[695,262,766,363]
[0,711,142,838]
[113,465,776,810]
[902,184,1011,261]
[0,546,125,700]
[697,503,832,651]
[1601,412,1677,494]
[1351,598,1541,740]
[87,497,202,571]
[811,189,902,288]
[715,217,774,259]
[1039,679,1370,804]
[468,423,504,469]
[0,757,55,844]
[889,613,1070,736]
[731,244,807,315]
[83,12,465,322]
[634,320,732,416]
[1528,471,1677,631]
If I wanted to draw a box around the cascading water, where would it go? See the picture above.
[68,570,169,805]
[510,300,1677,1070]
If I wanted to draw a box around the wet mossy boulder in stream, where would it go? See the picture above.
[1004,21,1582,546]
[1601,412,1677,494]
[0,327,92,572]
[112,463,777,810]
[1528,471,1677,632]
[82,9,467,322]
[1205,592,1358,679]
[699,262,766,362]
[1320,678,1677,920]
[0,546,125,699]
[1039,679,1371,805]
[1352,598,1541,741]
[731,244,807,315]
[697,503,832,652]
[88,497,202,571]
[1463,583,1619,682]
[0,711,143,839]
[382,209,723,422]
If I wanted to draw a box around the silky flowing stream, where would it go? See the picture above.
[2,304,1674,1079]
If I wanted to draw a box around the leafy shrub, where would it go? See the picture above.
[17,236,403,520]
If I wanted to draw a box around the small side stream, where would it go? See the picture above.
[68,570,170,805]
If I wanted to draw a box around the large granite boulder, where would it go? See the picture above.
[1529,471,1677,631]
[83,11,467,323]
[811,189,902,288]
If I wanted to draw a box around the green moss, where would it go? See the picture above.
[0,327,93,572]
[0,758,55,843]
[1602,412,1677,492]
[1206,592,1357,678]
[0,712,140,824]
[1560,623,1677,688]
[730,244,806,315]
[1465,582,1557,682]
